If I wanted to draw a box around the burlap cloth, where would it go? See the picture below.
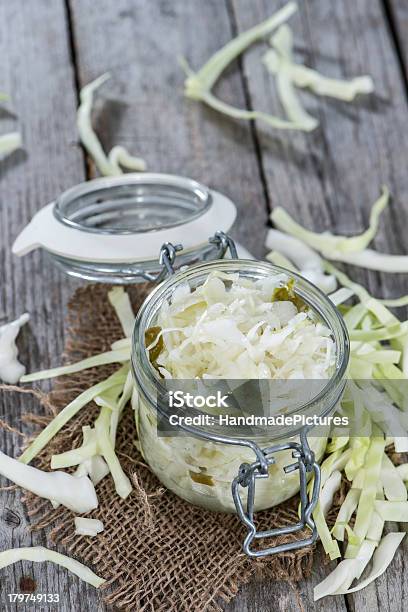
[16,284,343,611]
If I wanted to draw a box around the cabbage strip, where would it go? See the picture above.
[183,3,311,130]
[0,547,105,588]
[77,73,146,176]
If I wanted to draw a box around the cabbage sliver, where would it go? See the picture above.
[183,3,313,131]
[74,517,104,537]
[95,406,132,499]
[77,73,145,176]
[331,488,360,541]
[271,187,389,256]
[20,349,130,383]
[345,431,385,556]
[0,132,22,157]
[338,533,405,595]
[381,454,407,502]
[267,25,317,131]
[314,540,377,600]
[264,25,374,103]
[0,451,97,513]
[265,229,337,293]
[271,189,408,273]
[20,366,128,464]
[108,287,135,338]
[0,547,105,588]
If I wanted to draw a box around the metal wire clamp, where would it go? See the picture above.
[146,231,238,283]
[231,427,321,557]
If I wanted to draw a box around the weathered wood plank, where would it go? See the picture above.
[231,0,408,303]
[68,0,269,258]
[225,548,347,612]
[0,1,99,610]
[230,0,408,610]
[386,0,408,81]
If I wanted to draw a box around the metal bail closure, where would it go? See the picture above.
[209,231,239,259]
[153,232,238,283]
[157,242,184,280]
[231,427,321,558]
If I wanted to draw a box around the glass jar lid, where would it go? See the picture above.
[12,173,237,283]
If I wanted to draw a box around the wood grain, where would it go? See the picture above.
[226,548,347,612]
[386,0,408,82]
[0,1,97,610]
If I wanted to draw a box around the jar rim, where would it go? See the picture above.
[131,259,350,442]
[54,173,212,235]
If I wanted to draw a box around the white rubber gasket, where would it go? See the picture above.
[13,189,236,264]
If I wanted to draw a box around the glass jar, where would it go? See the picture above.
[12,174,237,283]
[132,259,349,556]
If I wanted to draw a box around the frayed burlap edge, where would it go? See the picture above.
[1,283,345,611]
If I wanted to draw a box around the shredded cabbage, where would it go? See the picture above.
[20,349,129,383]
[51,427,99,470]
[74,517,104,537]
[337,533,405,595]
[264,26,374,102]
[110,369,133,445]
[182,3,312,131]
[136,272,333,513]
[74,455,110,486]
[265,192,408,598]
[77,73,146,176]
[266,250,297,271]
[396,464,408,481]
[152,271,334,380]
[0,132,22,157]
[108,287,136,337]
[328,288,354,306]
[20,366,128,464]
[265,229,337,293]
[320,470,342,517]
[332,488,361,541]
[16,284,135,506]
[108,145,146,173]
[345,430,385,556]
[381,454,407,502]
[270,188,408,273]
[0,450,97,513]
[266,25,318,130]
[0,547,105,588]
[271,187,389,256]
[94,406,132,499]
[0,313,29,383]
[374,500,408,521]
[314,539,377,600]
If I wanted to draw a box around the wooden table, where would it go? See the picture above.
[1,1,408,610]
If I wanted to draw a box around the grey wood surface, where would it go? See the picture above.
[0,1,92,611]
[0,0,407,610]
